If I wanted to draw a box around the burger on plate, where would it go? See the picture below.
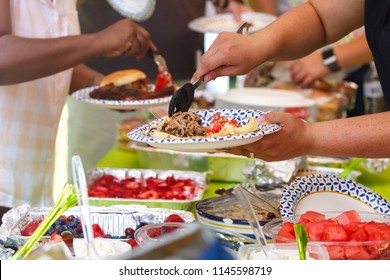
[100,69,148,92]
[90,69,174,101]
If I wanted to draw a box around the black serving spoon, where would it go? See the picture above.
[167,22,252,117]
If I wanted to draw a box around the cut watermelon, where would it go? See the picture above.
[275,221,295,242]
[349,228,368,241]
[298,211,325,226]
[343,222,365,238]
[326,245,346,260]
[322,224,349,242]
[344,245,371,260]
[335,210,361,225]
[364,221,390,241]
[305,221,325,241]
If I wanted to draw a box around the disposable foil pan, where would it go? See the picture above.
[86,168,207,210]
[5,205,195,246]
[296,166,362,181]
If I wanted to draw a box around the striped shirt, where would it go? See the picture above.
[0,0,80,208]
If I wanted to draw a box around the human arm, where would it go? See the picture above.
[69,64,104,93]
[225,111,390,161]
[289,33,373,87]
[0,0,156,85]
[192,0,365,83]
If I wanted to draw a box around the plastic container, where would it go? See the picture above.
[263,211,390,260]
[134,222,193,247]
[237,243,329,260]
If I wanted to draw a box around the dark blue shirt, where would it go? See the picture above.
[365,0,390,106]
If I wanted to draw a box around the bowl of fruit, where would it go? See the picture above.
[263,210,390,260]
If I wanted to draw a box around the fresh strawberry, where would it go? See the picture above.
[21,220,42,236]
[92,223,108,238]
[126,239,139,247]
[138,190,159,199]
[164,214,184,223]
[50,233,63,242]
[147,228,161,238]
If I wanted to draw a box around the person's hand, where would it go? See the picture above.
[222,112,312,161]
[289,51,330,88]
[224,1,253,21]
[95,19,156,59]
[191,32,261,83]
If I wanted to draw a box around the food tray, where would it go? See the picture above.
[195,184,283,238]
[86,168,207,210]
[296,166,362,181]
[8,205,195,245]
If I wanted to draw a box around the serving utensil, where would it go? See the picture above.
[146,48,169,77]
[167,22,252,117]
[61,231,76,257]
[232,185,269,257]
[71,155,99,259]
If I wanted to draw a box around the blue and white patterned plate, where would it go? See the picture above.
[280,174,390,217]
[71,86,171,110]
[127,108,281,152]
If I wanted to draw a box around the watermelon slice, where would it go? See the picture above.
[335,210,361,225]
[298,211,326,226]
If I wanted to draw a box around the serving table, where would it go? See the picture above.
[96,145,390,203]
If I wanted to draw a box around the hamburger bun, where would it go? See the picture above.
[100,69,147,87]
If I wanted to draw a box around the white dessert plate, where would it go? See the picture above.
[215,88,315,109]
[71,86,171,110]
[280,174,390,217]
[188,12,276,34]
[127,108,281,153]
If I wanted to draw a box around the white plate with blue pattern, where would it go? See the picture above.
[71,86,171,110]
[280,174,390,217]
[127,108,281,152]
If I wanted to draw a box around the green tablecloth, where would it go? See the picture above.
[96,146,390,202]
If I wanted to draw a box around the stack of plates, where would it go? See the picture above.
[215,88,317,122]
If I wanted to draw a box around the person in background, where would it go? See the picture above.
[0,0,155,223]
[63,0,256,184]
[288,29,373,117]
[192,0,390,161]
[248,0,374,117]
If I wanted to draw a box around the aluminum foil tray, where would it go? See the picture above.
[296,166,362,181]
[6,205,195,246]
[86,168,207,210]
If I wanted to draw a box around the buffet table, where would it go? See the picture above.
[96,145,390,202]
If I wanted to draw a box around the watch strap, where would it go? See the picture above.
[322,48,341,72]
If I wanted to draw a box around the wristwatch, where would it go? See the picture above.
[322,48,341,72]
